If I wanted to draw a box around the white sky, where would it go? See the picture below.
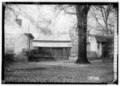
[23,5,76,33]
[5,5,116,40]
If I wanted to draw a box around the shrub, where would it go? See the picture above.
[4,53,14,72]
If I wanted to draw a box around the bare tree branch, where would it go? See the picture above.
[89,5,114,35]
[90,7,105,30]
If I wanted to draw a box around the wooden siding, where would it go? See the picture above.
[32,47,70,61]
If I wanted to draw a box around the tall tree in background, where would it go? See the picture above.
[75,5,90,64]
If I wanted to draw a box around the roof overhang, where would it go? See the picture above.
[33,40,71,47]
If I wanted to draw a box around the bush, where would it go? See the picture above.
[28,50,34,61]
[4,53,14,72]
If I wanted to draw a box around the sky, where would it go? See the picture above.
[5,5,116,40]
[22,5,76,40]
[5,5,75,40]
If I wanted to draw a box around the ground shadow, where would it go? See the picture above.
[15,67,48,72]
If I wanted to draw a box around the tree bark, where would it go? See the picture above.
[75,5,90,64]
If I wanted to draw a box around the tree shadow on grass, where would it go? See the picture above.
[14,67,48,72]
[6,67,49,73]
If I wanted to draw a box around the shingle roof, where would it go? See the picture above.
[33,40,71,47]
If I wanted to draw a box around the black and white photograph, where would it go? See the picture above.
[2,1,118,84]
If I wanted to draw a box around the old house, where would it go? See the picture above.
[5,9,35,62]
[32,40,71,61]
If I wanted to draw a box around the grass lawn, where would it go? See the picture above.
[4,59,114,83]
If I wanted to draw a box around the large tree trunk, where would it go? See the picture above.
[76,5,90,64]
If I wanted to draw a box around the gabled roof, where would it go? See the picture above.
[87,34,114,43]
[95,35,114,43]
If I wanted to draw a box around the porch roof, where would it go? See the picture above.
[33,40,71,47]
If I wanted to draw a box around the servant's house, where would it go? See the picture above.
[31,34,112,61]
[31,34,109,61]
[32,40,71,61]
